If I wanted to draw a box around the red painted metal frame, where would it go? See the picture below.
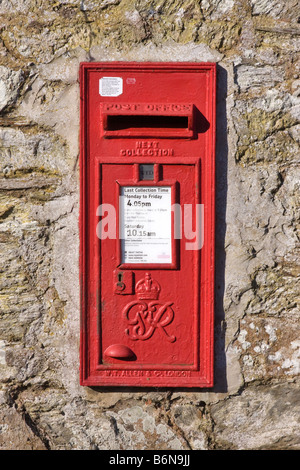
[79,62,216,388]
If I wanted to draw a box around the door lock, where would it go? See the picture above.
[113,270,134,295]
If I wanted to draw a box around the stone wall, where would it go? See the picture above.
[0,0,299,450]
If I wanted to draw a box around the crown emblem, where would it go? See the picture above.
[136,273,161,300]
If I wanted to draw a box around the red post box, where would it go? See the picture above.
[80,62,216,387]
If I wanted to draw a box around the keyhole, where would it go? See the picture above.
[113,269,133,295]
[116,272,125,291]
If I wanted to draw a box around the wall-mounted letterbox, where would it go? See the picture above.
[80,62,216,387]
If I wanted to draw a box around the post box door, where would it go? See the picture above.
[99,162,197,371]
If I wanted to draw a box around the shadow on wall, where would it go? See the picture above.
[213,64,228,394]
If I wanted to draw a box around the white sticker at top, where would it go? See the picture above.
[99,77,123,97]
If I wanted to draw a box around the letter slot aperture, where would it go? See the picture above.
[100,103,194,138]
